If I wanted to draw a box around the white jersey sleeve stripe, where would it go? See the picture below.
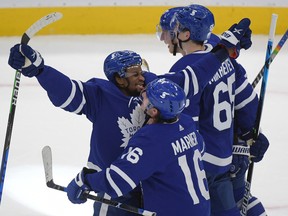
[202,152,232,167]
[73,80,86,114]
[111,164,136,189]
[182,69,190,96]
[59,79,76,108]
[186,66,199,96]
[235,90,257,110]
[106,168,123,197]
[87,162,102,172]
[200,140,205,156]
[235,78,248,95]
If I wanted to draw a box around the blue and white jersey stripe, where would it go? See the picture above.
[106,165,136,197]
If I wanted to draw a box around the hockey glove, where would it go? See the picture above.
[240,130,270,163]
[230,138,250,178]
[250,132,269,162]
[66,167,96,204]
[220,18,252,58]
[8,44,44,77]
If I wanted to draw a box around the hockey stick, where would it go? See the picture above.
[252,29,288,88]
[41,146,157,216]
[0,12,63,204]
[141,58,150,71]
[241,14,278,216]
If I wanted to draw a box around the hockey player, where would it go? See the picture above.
[156,7,186,56]
[156,6,219,60]
[66,78,211,216]
[8,16,254,216]
[157,5,269,216]
[8,49,148,216]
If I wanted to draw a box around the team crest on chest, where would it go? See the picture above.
[117,104,145,148]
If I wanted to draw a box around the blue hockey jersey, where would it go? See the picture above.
[158,49,223,126]
[36,66,146,170]
[36,54,223,172]
[169,33,220,72]
[85,113,210,216]
[159,45,258,174]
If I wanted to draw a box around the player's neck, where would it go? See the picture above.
[184,42,205,55]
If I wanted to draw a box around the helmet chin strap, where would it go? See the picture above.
[177,32,190,50]
[172,43,177,56]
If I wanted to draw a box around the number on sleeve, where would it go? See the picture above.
[122,147,143,164]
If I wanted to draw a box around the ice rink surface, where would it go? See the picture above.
[0,34,288,215]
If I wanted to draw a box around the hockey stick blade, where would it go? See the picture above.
[41,146,156,216]
[21,12,63,44]
[42,146,66,191]
[252,29,288,88]
[0,12,63,204]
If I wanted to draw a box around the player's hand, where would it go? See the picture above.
[250,132,269,162]
[8,44,44,77]
[220,18,252,58]
[230,139,250,178]
[66,167,95,204]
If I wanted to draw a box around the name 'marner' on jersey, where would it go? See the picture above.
[156,42,258,175]
[84,113,210,216]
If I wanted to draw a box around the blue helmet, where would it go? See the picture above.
[159,7,184,31]
[146,78,186,120]
[157,7,184,40]
[173,5,215,42]
[104,50,142,83]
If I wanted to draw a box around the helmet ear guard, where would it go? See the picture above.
[103,50,142,83]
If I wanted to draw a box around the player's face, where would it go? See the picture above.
[124,65,145,96]
[140,90,158,124]
[161,30,177,54]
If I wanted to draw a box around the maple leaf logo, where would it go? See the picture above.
[118,105,145,148]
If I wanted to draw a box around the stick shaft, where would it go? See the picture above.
[252,29,288,88]
[0,12,62,204]
[42,146,156,216]
[241,13,278,216]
